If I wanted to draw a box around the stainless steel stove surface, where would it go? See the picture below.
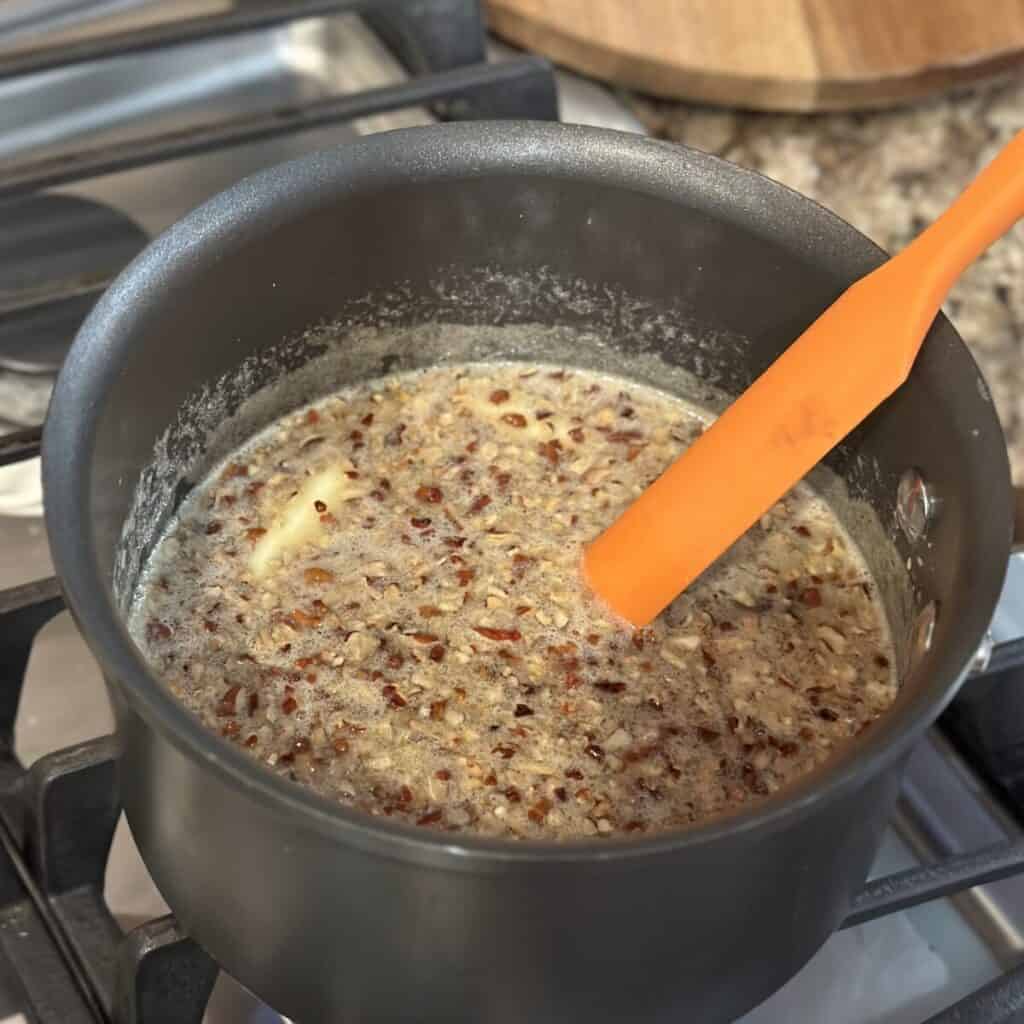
[3,5,1024,1023]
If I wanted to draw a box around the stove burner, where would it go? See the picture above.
[0,194,147,378]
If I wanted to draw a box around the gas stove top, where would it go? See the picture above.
[3,4,1024,1022]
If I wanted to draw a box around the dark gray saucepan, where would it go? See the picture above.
[41,122,1011,1022]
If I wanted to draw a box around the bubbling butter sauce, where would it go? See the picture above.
[131,362,897,839]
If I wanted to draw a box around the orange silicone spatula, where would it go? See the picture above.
[584,129,1024,629]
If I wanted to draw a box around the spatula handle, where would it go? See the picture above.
[584,130,1024,628]
[897,129,1024,309]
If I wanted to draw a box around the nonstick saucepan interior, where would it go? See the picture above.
[42,122,1011,1023]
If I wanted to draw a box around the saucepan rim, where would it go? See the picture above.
[41,121,1012,869]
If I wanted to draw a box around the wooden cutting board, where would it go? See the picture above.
[485,0,1024,111]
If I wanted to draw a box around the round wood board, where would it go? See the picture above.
[485,0,1024,111]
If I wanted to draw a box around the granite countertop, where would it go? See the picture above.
[629,83,1024,484]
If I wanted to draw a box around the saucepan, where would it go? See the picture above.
[42,122,1011,1022]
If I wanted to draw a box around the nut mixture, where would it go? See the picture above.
[131,363,898,840]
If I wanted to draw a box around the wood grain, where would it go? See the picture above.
[486,0,1024,111]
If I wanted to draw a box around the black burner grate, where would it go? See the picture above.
[3,2,1024,1021]
[0,569,217,1023]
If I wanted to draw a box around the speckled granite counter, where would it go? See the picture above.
[630,83,1024,483]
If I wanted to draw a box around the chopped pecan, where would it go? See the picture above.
[474,627,522,642]
[304,567,334,584]
[528,798,552,824]
[216,685,241,717]
[415,485,443,504]
[538,440,562,466]
[382,685,407,709]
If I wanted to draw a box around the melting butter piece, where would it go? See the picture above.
[250,465,367,578]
